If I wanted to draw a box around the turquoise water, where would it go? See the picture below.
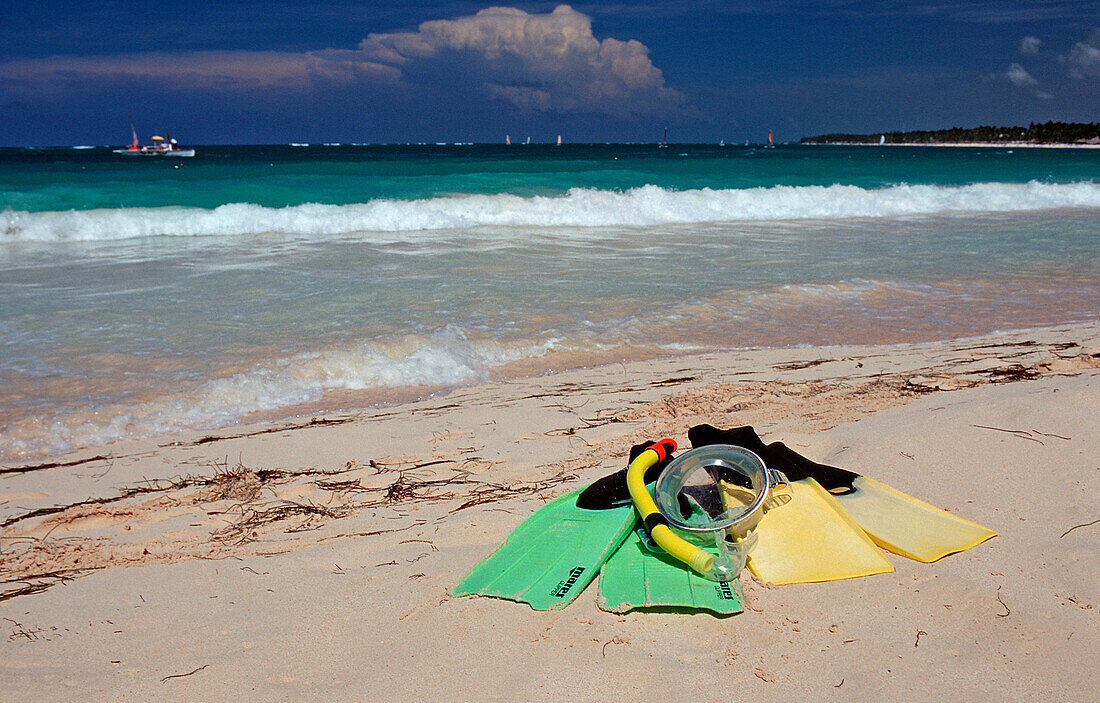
[1,144,1098,460]
[4,143,1100,211]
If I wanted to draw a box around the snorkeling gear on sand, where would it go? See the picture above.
[454,426,996,611]
[451,440,676,610]
[689,425,997,566]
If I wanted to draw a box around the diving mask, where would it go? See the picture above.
[628,442,789,582]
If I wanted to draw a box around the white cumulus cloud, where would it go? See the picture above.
[359,5,681,115]
[1006,63,1038,87]
[1019,36,1042,55]
[1064,29,1100,78]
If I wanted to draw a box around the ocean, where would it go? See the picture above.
[2,143,1098,461]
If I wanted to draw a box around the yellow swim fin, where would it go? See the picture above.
[823,475,997,562]
[743,477,894,585]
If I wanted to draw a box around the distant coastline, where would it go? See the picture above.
[801,121,1100,147]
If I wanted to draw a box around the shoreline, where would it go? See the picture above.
[2,321,1098,699]
[805,140,1100,149]
[6,316,1100,468]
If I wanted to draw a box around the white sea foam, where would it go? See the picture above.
[2,328,557,459]
[3,180,1098,243]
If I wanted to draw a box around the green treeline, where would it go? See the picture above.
[801,122,1100,145]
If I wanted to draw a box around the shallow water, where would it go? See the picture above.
[2,144,1098,460]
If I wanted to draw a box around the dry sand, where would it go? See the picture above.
[2,323,1098,701]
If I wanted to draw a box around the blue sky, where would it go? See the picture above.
[1,1,1097,145]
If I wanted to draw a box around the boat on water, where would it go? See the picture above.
[113,126,195,157]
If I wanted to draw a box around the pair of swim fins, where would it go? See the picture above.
[452,441,743,614]
[450,488,745,614]
[688,425,996,584]
[452,428,996,610]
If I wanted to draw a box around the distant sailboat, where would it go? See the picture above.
[113,124,194,156]
[506,134,511,145]
[765,130,775,149]
[525,136,530,145]
[556,135,562,146]
[658,128,669,149]
[879,135,886,145]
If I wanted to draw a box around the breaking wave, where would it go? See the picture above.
[1,327,556,460]
[3,180,1099,243]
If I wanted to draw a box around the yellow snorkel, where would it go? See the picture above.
[625,438,717,577]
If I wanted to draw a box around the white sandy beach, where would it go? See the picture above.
[2,322,1098,701]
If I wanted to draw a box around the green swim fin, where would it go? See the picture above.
[689,425,997,564]
[452,487,636,610]
[598,528,744,614]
